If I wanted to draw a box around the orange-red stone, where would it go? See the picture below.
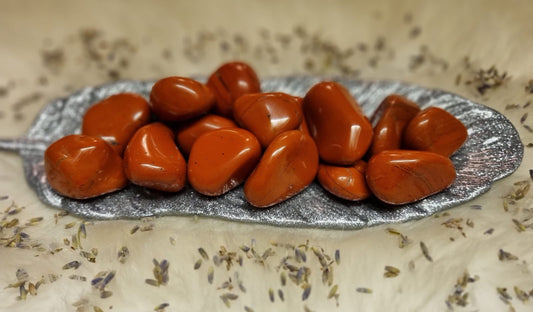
[370,94,420,156]
[207,61,261,117]
[176,114,238,155]
[187,128,261,196]
[244,130,319,208]
[44,134,127,199]
[123,122,186,192]
[403,107,468,157]
[366,150,456,205]
[302,81,373,165]
[317,160,371,201]
[82,93,151,155]
[150,76,214,122]
[233,92,303,148]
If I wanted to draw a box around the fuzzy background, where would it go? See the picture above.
[1,0,533,311]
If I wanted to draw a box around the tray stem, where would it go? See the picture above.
[0,138,48,153]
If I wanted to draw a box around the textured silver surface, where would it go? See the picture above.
[0,77,524,229]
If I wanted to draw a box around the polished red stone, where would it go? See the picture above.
[317,160,370,201]
[82,93,151,155]
[233,92,303,148]
[302,81,373,165]
[150,76,214,122]
[366,150,456,205]
[187,128,261,196]
[403,107,468,157]
[207,61,261,117]
[123,122,186,192]
[370,94,420,156]
[244,130,319,208]
[45,134,127,199]
[176,114,238,155]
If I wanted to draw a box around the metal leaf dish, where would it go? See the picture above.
[0,76,524,229]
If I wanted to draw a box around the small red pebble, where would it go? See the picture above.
[244,130,319,208]
[403,107,468,157]
[207,61,261,117]
[44,134,127,199]
[366,150,456,205]
[317,160,371,201]
[303,81,373,165]
[123,123,186,192]
[187,128,261,196]
[370,95,420,156]
[150,76,214,122]
[176,114,238,155]
[233,92,303,148]
[81,93,151,155]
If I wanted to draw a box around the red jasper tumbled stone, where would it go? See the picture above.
[81,93,151,155]
[233,92,303,148]
[206,61,261,117]
[369,94,420,156]
[403,107,468,157]
[366,150,456,205]
[123,122,187,192]
[187,128,262,196]
[244,130,319,208]
[45,134,127,199]
[150,76,214,122]
[317,160,371,201]
[176,114,238,155]
[302,81,373,165]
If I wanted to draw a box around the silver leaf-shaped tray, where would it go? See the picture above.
[0,76,524,229]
